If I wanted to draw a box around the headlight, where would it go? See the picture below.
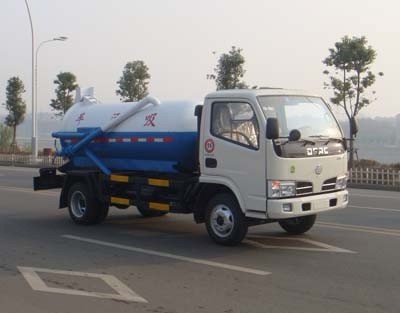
[335,174,348,189]
[268,180,296,198]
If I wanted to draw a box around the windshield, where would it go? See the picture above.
[258,95,342,139]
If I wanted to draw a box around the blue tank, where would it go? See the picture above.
[54,96,199,173]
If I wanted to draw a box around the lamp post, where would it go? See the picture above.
[35,36,68,148]
[24,0,68,158]
[23,0,36,158]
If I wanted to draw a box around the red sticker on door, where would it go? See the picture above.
[204,138,215,153]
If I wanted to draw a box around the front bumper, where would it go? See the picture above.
[267,189,348,219]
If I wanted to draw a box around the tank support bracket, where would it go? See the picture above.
[83,147,111,175]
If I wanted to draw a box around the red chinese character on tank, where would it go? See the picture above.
[75,112,86,125]
[144,113,157,127]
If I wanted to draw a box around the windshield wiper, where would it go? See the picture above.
[309,135,343,145]
[281,138,315,146]
[299,139,316,146]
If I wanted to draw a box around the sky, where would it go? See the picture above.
[0,0,399,119]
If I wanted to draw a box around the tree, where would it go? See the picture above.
[49,72,78,117]
[0,124,12,151]
[116,60,150,102]
[207,46,248,90]
[3,77,26,151]
[323,36,383,168]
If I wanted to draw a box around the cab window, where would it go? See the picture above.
[211,102,259,149]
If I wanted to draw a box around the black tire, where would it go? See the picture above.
[205,193,248,246]
[67,182,109,225]
[136,205,168,217]
[278,214,317,235]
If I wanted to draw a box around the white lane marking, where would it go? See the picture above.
[350,193,400,200]
[244,236,355,253]
[349,205,400,213]
[0,185,58,197]
[63,235,270,276]
[316,222,400,237]
[18,266,148,303]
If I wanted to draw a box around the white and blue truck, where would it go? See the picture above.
[34,88,352,245]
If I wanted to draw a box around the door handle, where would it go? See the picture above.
[205,158,217,168]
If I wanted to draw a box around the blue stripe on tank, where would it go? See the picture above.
[60,131,198,173]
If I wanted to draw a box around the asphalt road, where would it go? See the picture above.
[0,166,399,313]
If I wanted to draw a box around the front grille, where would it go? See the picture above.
[322,177,337,191]
[296,181,313,195]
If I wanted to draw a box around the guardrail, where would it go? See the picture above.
[349,168,400,188]
[0,154,65,167]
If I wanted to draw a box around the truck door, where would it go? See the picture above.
[201,99,266,215]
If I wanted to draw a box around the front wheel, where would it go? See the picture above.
[205,193,248,246]
[67,182,109,225]
[278,214,317,235]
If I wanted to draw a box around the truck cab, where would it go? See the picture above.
[198,89,348,243]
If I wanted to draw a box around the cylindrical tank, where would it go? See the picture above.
[58,98,199,173]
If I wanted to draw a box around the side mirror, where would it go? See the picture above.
[350,117,359,136]
[266,118,279,139]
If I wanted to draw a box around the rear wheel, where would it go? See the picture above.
[278,214,316,235]
[67,182,109,225]
[136,205,168,217]
[205,193,248,246]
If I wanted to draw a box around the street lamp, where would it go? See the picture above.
[24,0,68,158]
[23,0,35,158]
[35,36,68,152]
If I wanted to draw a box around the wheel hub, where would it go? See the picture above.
[216,216,224,226]
[70,191,87,218]
[210,205,234,238]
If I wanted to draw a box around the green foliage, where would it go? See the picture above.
[353,159,381,168]
[323,36,383,168]
[116,61,151,102]
[3,76,26,148]
[49,72,78,117]
[354,159,400,170]
[208,46,248,90]
[323,36,383,119]
[0,123,12,150]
